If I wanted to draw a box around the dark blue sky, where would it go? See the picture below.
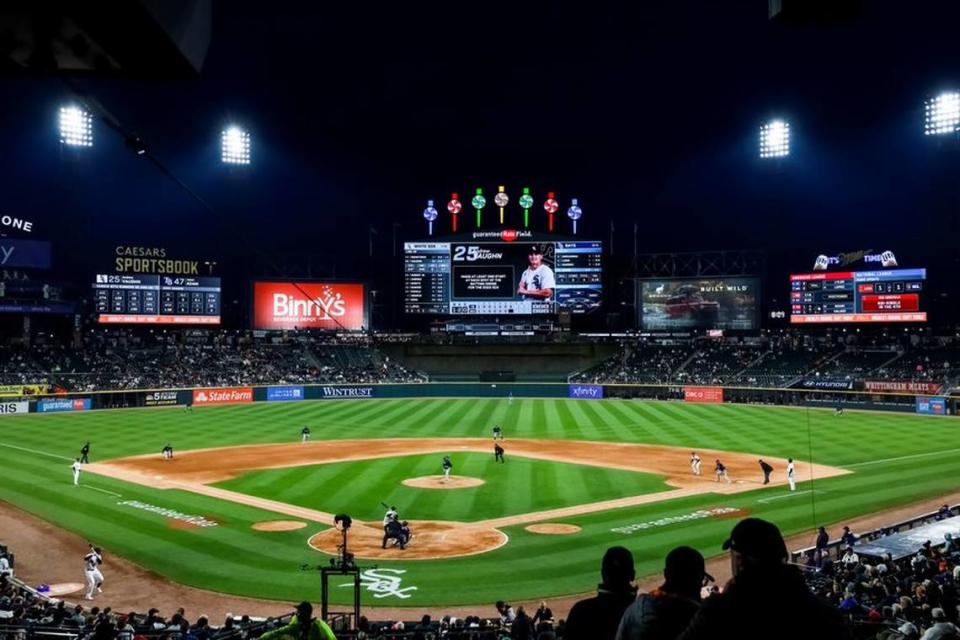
[2,1,959,326]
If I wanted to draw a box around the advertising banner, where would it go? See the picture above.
[145,391,180,407]
[192,387,253,406]
[252,282,366,331]
[0,401,30,416]
[684,386,724,404]
[37,398,91,413]
[0,239,52,269]
[789,379,855,391]
[916,397,947,415]
[864,381,943,394]
[266,386,305,402]
[568,384,604,399]
[319,386,375,399]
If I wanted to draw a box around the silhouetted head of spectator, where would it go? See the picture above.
[600,546,635,589]
[662,545,706,600]
[722,518,788,575]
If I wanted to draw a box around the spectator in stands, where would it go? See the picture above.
[565,546,637,640]
[920,608,958,640]
[815,526,830,562]
[842,546,860,568]
[936,505,953,521]
[496,600,517,624]
[260,602,335,640]
[678,517,847,640]
[532,601,553,626]
[616,545,705,640]
[511,606,534,640]
[841,525,857,547]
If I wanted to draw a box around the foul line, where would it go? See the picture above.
[81,485,122,498]
[0,442,74,461]
[846,448,960,469]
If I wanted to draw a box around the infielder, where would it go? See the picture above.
[301,426,311,443]
[787,458,796,491]
[715,459,731,484]
[441,456,453,482]
[691,452,701,476]
[492,424,504,441]
[71,458,82,485]
[80,442,90,464]
[162,444,174,460]
[83,546,104,600]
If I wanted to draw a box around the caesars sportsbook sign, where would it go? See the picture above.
[252,282,367,331]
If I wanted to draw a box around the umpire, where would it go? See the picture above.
[759,459,773,485]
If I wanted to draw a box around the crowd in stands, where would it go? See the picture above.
[0,330,425,391]
[573,333,960,392]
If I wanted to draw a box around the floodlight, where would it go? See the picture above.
[924,92,960,136]
[760,119,790,158]
[59,105,93,147]
[221,126,250,164]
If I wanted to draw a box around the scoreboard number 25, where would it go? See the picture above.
[452,246,481,262]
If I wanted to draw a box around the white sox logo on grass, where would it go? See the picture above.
[340,568,417,599]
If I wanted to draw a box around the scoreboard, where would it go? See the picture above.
[404,240,603,315]
[790,268,927,324]
[93,274,221,324]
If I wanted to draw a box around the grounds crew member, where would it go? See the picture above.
[260,602,335,640]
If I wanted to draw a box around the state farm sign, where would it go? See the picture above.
[252,282,366,331]
[192,387,253,406]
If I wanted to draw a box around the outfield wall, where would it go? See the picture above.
[2,381,955,416]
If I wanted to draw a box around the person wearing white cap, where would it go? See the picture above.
[920,608,958,640]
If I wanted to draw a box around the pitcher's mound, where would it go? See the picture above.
[525,523,582,535]
[308,520,507,560]
[252,520,307,532]
[402,475,485,489]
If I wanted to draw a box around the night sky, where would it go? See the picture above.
[2,1,959,328]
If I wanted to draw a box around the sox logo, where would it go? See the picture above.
[340,568,418,599]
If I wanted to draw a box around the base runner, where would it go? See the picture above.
[715,459,731,484]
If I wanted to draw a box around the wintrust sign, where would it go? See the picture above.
[192,387,253,406]
[253,282,366,331]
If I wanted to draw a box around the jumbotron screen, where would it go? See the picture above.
[252,281,367,330]
[404,241,602,315]
[93,274,221,324]
[639,278,760,330]
[790,269,927,323]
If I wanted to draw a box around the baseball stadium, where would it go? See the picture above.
[3,3,960,640]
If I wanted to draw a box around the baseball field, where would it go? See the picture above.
[0,397,958,608]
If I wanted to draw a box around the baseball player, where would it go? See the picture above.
[83,546,104,600]
[441,456,453,482]
[80,442,90,464]
[759,459,773,485]
[835,406,844,417]
[162,444,174,460]
[382,505,398,539]
[787,458,797,491]
[492,424,504,441]
[517,245,556,300]
[71,458,82,485]
[508,392,514,406]
[494,442,505,463]
[301,426,311,443]
[691,452,701,476]
[714,459,731,484]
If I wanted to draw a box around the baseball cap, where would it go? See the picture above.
[294,601,312,616]
[932,608,946,620]
[529,244,544,255]
[721,518,788,563]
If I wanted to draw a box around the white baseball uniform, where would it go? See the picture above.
[519,264,556,298]
[787,461,796,491]
[71,461,81,485]
[83,550,103,599]
[442,458,453,481]
[691,454,701,475]
[383,509,398,527]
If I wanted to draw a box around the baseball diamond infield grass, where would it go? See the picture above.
[1,398,959,607]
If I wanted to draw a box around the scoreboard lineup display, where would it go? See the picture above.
[790,268,927,324]
[93,274,221,324]
[404,241,602,315]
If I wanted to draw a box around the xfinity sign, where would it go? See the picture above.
[568,384,603,399]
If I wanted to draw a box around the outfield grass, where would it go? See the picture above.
[215,453,671,522]
[1,399,958,606]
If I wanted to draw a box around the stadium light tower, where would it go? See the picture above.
[59,105,93,147]
[221,126,251,164]
[924,92,960,136]
[759,119,790,158]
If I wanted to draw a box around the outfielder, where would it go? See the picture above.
[83,546,104,600]
[301,426,311,443]
[787,458,796,491]
[441,456,453,482]
[691,452,701,476]
[71,458,82,485]
[715,459,731,484]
